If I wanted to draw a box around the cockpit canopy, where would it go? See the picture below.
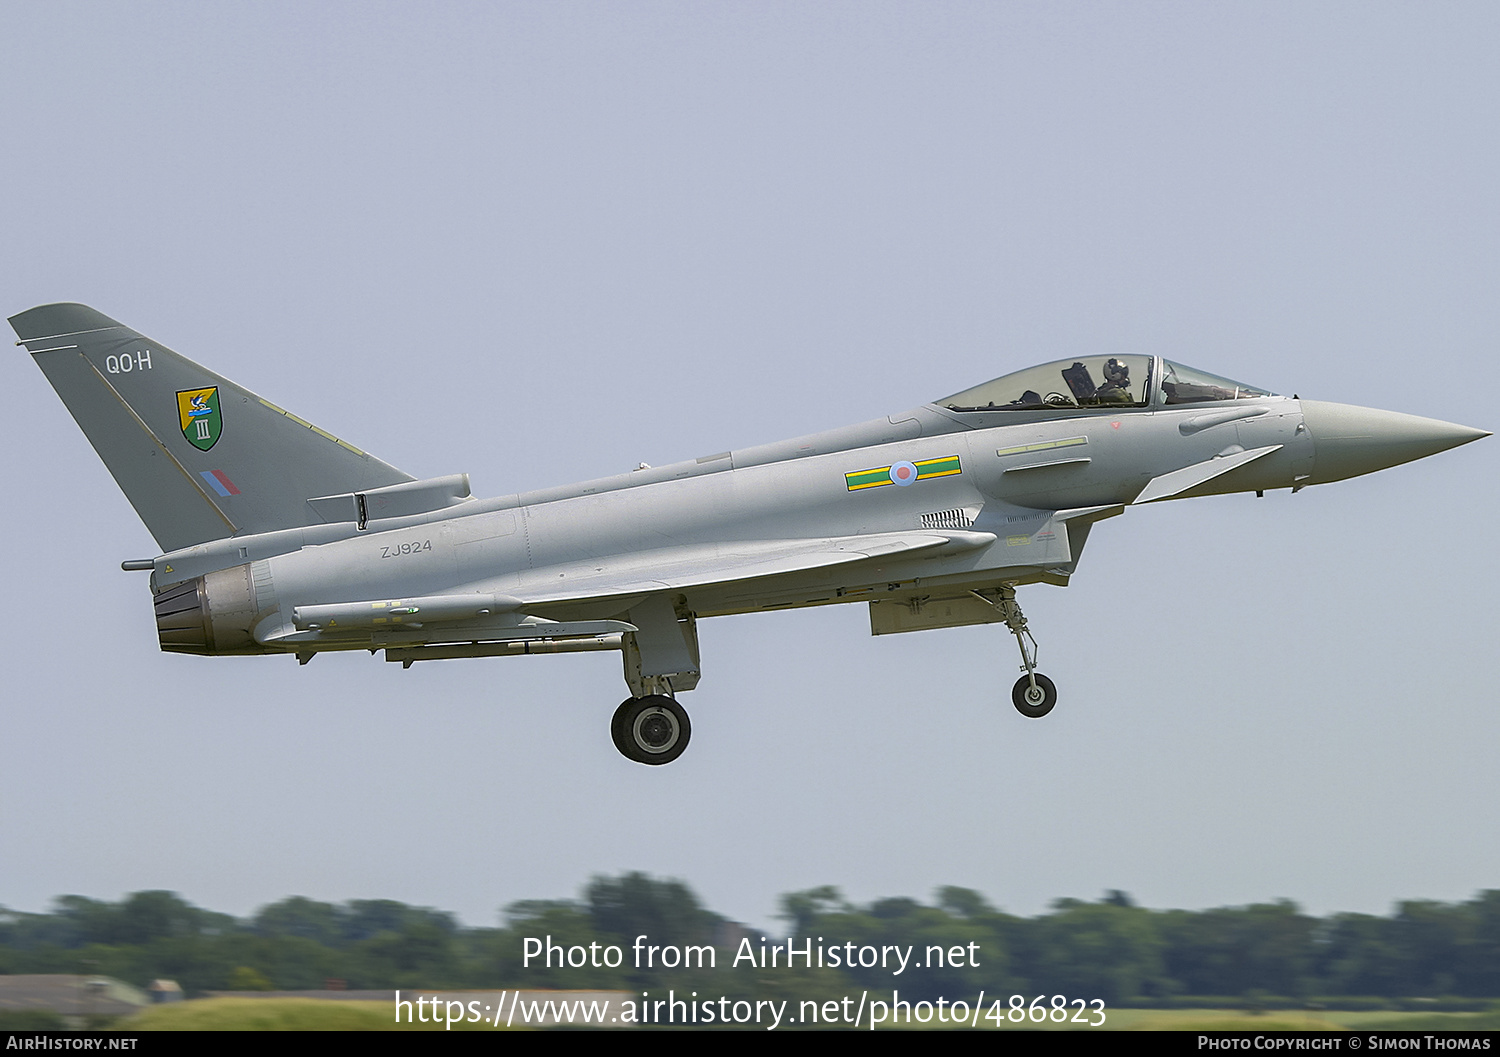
[1158,360,1274,405]
[937,356,1273,412]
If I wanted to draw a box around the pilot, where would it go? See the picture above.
[1095,358,1133,404]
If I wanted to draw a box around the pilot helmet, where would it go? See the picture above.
[1104,357,1129,384]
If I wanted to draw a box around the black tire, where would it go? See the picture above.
[613,694,691,764]
[1011,674,1057,718]
[610,698,635,758]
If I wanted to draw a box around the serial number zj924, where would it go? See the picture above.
[381,540,433,559]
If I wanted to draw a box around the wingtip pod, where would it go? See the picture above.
[9,303,126,345]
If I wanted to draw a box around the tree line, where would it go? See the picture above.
[2,878,1498,1004]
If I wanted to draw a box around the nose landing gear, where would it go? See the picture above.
[1012,672,1057,718]
[976,585,1058,718]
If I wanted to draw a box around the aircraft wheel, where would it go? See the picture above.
[612,694,691,764]
[1011,674,1057,718]
[610,698,635,758]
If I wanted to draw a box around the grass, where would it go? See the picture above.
[120,997,517,1031]
[115,997,1500,1031]
[1085,1007,1500,1032]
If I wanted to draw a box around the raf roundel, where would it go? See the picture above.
[889,461,918,486]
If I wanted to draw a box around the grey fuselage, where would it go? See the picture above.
[158,375,1322,658]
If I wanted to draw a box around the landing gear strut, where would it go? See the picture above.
[977,585,1058,718]
[611,694,691,765]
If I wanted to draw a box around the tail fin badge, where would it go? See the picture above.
[176,387,223,452]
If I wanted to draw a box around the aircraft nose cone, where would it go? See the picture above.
[1301,400,1490,485]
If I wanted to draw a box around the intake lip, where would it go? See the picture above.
[1299,400,1489,485]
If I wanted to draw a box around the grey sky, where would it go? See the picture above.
[1,2,1495,932]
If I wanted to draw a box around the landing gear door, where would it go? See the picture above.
[622,595,702,696]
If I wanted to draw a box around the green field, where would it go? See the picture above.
[121,998,517,1031]
[117,998,1500,1031]
[1097,1007,1500,1031]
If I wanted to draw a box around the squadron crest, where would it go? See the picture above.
[177,387,223,451]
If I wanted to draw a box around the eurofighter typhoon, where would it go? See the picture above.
[12,304,1488,764]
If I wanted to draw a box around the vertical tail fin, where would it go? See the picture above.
[11,303,415,552]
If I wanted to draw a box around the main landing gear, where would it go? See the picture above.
[611,694,691,765]
[984,585,1058,719]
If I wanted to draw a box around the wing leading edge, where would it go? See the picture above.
[507,529,998,608]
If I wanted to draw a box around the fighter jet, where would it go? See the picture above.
[11,303,1488,765]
